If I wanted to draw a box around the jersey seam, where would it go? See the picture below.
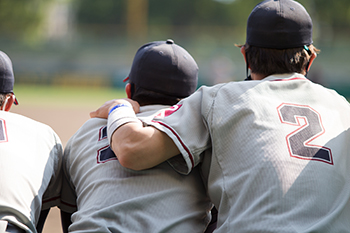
[208,83,236,231]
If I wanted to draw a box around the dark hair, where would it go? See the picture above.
[0,93,8,107]
[244,44,320,76]
[130,83,182,106]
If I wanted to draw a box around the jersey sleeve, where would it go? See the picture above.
[144,85,221,175]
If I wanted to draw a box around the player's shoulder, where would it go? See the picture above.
[83,117,107,126]
[0,111,62,147]
[1,111,53,130]
[67,117,107,143]
[203,80,257,98]
[181,82,251,109]
[319,84,350,108]
[195,82,234,98]
[78,117,107,133]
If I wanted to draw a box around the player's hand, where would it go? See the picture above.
[90,98,140,119]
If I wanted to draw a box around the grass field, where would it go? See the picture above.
[13,84,126,108]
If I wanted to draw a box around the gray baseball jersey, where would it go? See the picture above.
[0,111,63,233]
[145,73,350,232]
[60,105,212,233]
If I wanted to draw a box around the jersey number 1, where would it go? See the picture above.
[277,103,333,165]
[97,126,117,163]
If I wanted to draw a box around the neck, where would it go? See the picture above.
[251,73,266,80]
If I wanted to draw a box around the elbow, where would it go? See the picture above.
[118,155,144,171]
[119,160,144,171]
[113,144,145,171]
[109,123,153,171]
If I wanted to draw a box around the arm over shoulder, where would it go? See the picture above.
[110,121,180,170]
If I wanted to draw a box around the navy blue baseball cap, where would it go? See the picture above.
[0,51,18,105]
[124,39,198,98]
[246,0,313,49]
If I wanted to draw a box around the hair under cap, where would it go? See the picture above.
[126,39,198,98]
[246,0,313,49]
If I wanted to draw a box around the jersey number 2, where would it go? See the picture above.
[277,103,333,165]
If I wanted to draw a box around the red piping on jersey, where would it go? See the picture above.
[96,145,117,164]
[271,77,307,82]
[152,120,194,169]
[61,200,77,208]
[98,126,107,141]
[42,195,60,203]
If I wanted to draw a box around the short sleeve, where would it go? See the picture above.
[144,85,222,174]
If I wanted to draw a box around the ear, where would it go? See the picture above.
[1,95,15,111]
[240,46,249,67]
[306,52,317,71]
[125,83,132,99]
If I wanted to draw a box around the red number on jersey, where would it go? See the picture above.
[153,104,182,120]
[277,103,333,165]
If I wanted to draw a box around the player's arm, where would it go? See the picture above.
[111,121,180,170]
[90,99,180,170]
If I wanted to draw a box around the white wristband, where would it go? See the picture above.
[107,102,139,143]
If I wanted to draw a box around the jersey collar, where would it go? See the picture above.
[264,73,308,82]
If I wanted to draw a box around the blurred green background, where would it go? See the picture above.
[2,0,350,98]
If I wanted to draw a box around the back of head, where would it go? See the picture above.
[127,39,198,106]
[0,51,15,95]
[245,0,315,76]
[0,51,18,107]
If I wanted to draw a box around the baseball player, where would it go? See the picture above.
[0,50,63,233]
[60,39,213,233]
[91,0,350,232]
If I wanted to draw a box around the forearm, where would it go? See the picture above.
[111,122,179,170]
[106,102,180,170]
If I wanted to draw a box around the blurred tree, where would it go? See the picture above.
[127,0,148,40]
[148,0,258,27]
[0,0,349,44]
[0,0,56,43]
[307,0,350,30]
[74,0,126,25]
[72,0,350,41]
